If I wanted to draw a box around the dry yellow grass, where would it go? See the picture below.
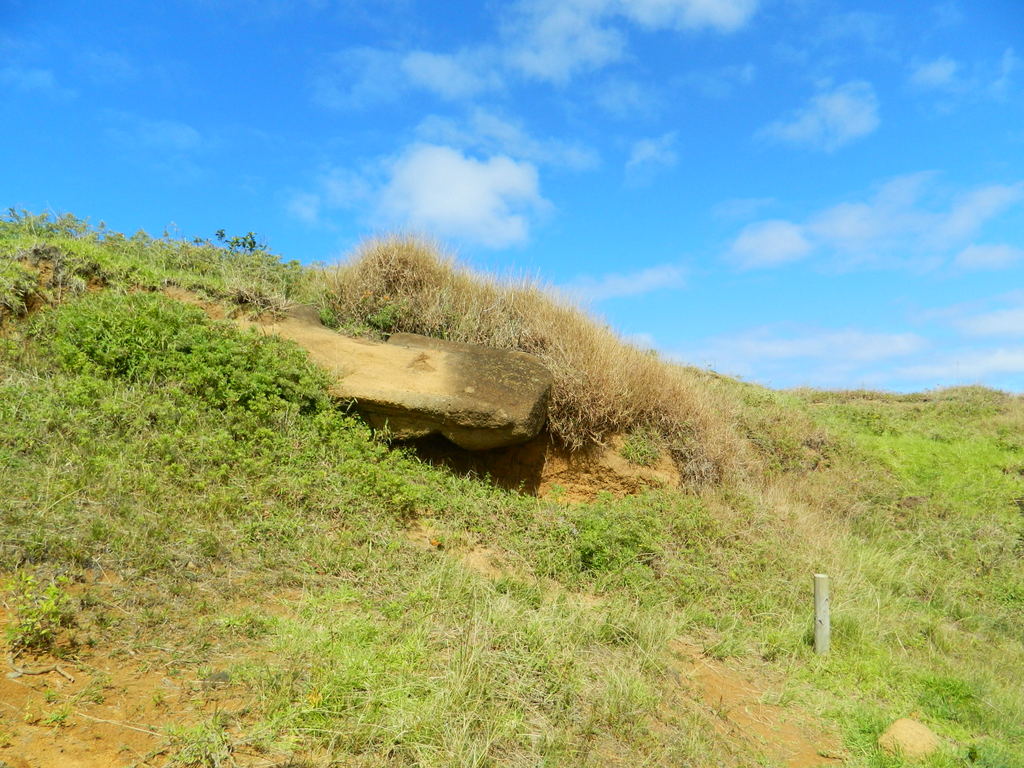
[322,236,754,486]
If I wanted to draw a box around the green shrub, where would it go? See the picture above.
[33,291,330,417]
[574,501,661,576]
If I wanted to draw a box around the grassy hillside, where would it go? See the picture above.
[1,211,1022,767]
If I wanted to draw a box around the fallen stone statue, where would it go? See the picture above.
[250,306,553,450]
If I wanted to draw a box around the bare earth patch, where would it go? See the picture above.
[667,640,844,768]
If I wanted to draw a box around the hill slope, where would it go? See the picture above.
[1,212,1022,767]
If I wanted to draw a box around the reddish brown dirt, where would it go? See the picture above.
[666,641,845,768]
[407,431,680,501]
[0,595,273,768]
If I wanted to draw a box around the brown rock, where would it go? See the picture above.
[877,718,940,760]
[247,309,551,450]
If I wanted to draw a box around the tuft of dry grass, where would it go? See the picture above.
[322,236,753,486]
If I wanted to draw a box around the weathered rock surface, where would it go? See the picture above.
[249,307,552,450]
[877,718,940,760]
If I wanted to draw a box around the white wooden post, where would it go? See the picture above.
[814,573,830,655]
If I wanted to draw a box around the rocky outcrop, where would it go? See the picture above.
[248,307,552,450]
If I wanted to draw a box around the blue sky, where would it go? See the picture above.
[3,0,1024,391]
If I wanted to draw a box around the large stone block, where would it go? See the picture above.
[251,308,552,450]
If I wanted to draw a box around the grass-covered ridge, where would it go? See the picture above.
[1,211,1023,767]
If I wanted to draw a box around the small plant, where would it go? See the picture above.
[620,427,662,467]
[4,573,73,653]
[167,715,233,767]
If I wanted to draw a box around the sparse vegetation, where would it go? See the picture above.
[0,212,1022,767]
[621,426,663,466]
[3,573,73,653]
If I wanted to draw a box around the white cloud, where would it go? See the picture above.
[908,48,1018,104]
[106,113,203,153]
[504,0,626,84]
[958,307,1024,336]
[681,326,926,387]
[712,329,924,362]
[504,0,759,84]
[622,0,759,32]
[991,47,1018,99]
[377,144,548,248]
[314,47,500,107]
[760,80,879,152]
[683,62,756,98]
[594,77,661,118]
[937,182,1024,242]
[910,57,960,89]
[954,243,1024,270]
[285,166,376,225]
[564,263,686,302]
[416,109,598,170]
[899,348,1024,380]
[625,132,678,182]
[729,173,1024,269]
[286,192,322,224]
[712,196,775,221]
[286,144,549,247]
[730,219,811,268]
[400,50,501,100]
[0,66,74,97]
[313,47,403,108]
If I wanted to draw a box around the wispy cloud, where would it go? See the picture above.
[416,109,598,170]
[593,76,661,118]
[760,80,879,152]
[681,326,926,387]
[0,66,75,98]
[730,219,811,268]
[625,132,678,184]
[503,0,760,84]
[898,348,1024,380]
[909,57,960,89]
[106,113,203,153]
[908,47,1019,103]
[681,62,755,98]
[313,46,501,108]
[286,192,322,224]
[958,307,1024,336]
[728,173,1024,270]
[991,47,1019,99]
[563,263,686,302]
[954,243,1024,270]
[712,197,775,221]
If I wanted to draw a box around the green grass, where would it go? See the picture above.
[1,212,1022,767]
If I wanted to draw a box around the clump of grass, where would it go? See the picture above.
[621,427,663,466]
[0,259,38,320]
[324,236,751,486]
[166,716,234,767]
